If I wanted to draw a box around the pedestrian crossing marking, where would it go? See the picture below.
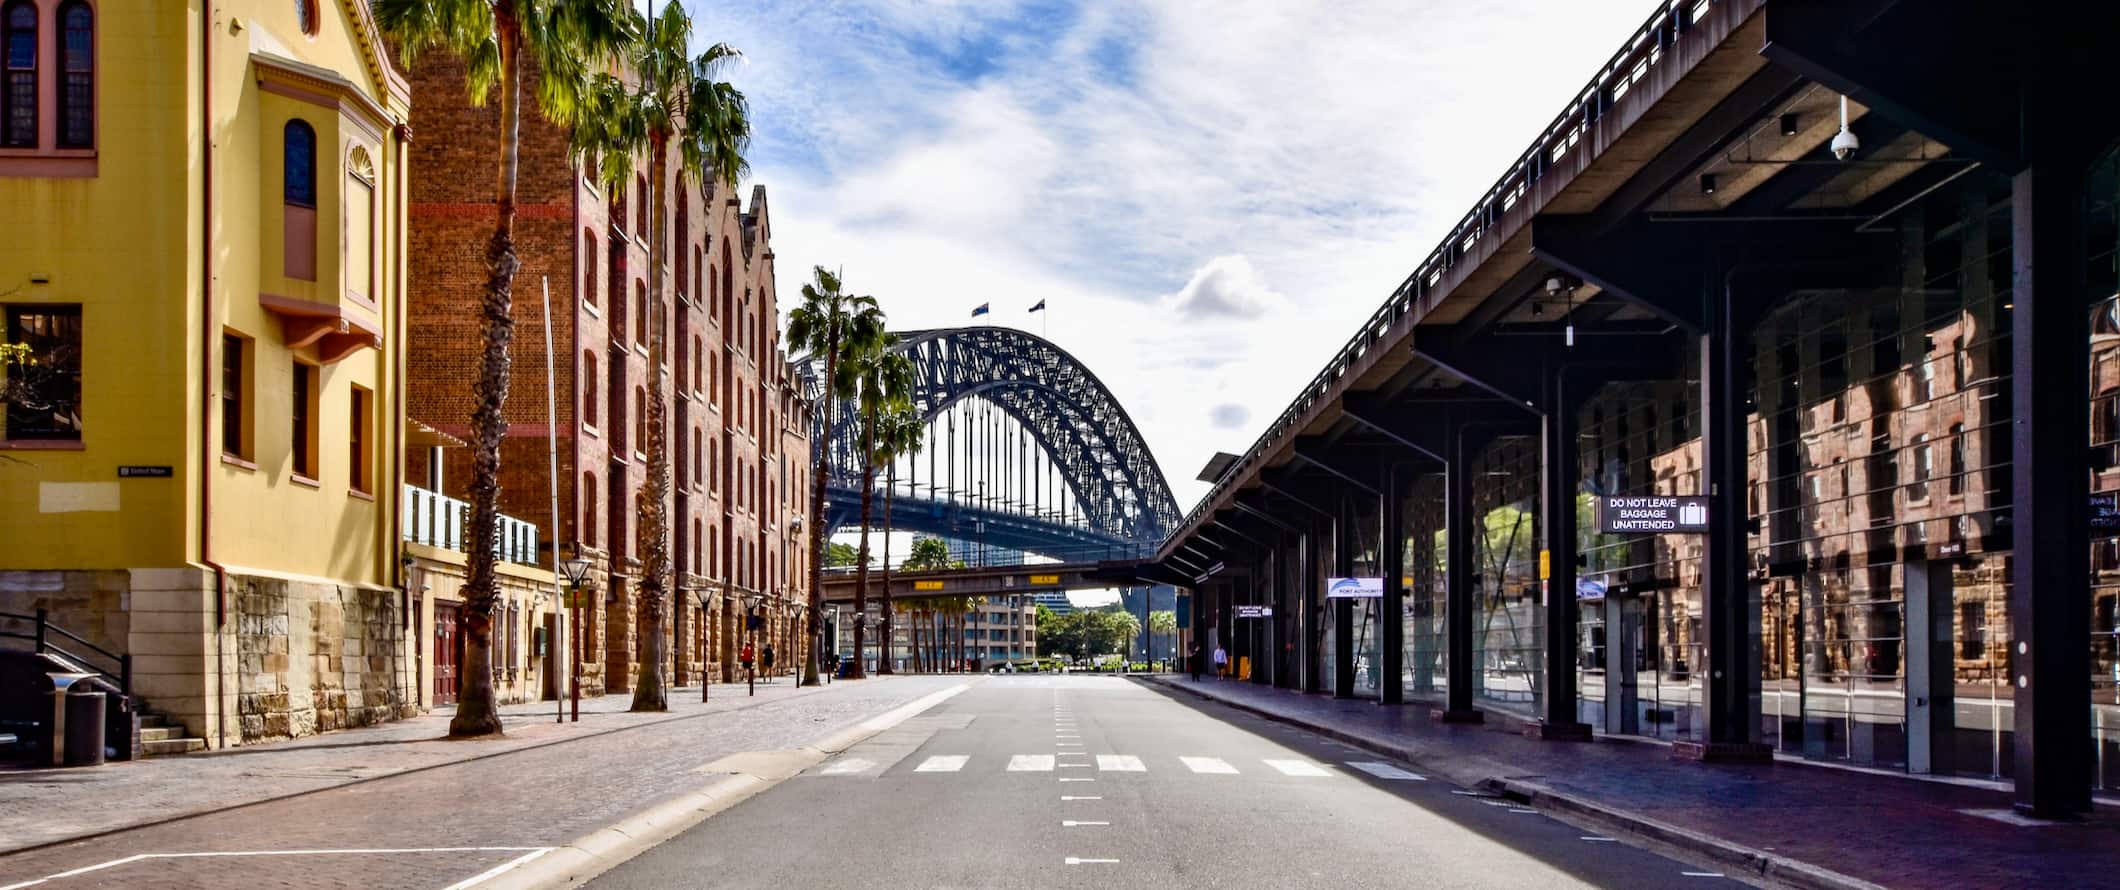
[1008,755,1055,772]
[1346,761,1425,781]
[1096,755,1145,772]
[915,755,968,773]
[1263,759,1331,777]
[819,757,875,776]
[1058,777,1096,782]
[1180,756,1238,774]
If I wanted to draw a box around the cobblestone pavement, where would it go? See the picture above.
[0,675,968,890]
[1145,675,2120,888]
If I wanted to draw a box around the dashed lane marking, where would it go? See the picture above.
[819,757,876,776]
[1263,759,1331,777]
[1008,755,1056,772]
[1058,777,1095,783]
[1179,756,1238,775]
[1581,837,1618,843]
[915,755,968,773]
[1682,872,1727,878]
[1096,755,1145,772]
[1060,796,1102,800]
[1065,858,1121,865]
[1061,821,1110,827]
[1347,761,1426,781]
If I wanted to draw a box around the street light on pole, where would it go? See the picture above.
[557,547,595,723]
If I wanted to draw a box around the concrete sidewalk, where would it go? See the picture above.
[1141,674,2120,889]
[0,675,859,856]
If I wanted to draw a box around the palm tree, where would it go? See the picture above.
[846,346,914,677]
[787,270,887,683]
[1150,609,1177,669]
[870,405,925,674]
[569,0,750,712]
[378,0,635,738]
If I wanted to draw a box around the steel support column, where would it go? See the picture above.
[1436,421,1484,723]
[1532,368,1593,740]
[1333,493,1356,698]
[1379,464,1406,705]
[2009,159,2093,817]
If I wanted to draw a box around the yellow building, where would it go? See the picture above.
[0,1,432,749]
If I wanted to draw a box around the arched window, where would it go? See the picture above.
[634,280,646,344]
[295,0,318,36]
[693,246,703,307]
[692,335,702,393]
[3,0,36,148]
[284,120,316,206]
[283,120,318,279]
[582,350,598,427]
[635,173,647,234]
[581,472,597,546]
[582,229,598,308]
[56,1,90,148]
[634,385,645,451]
[692,427,702,483]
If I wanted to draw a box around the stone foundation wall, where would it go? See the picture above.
[230,574,414,743]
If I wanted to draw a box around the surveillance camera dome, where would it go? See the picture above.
[1830,127,1860,161]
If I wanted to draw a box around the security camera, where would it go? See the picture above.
[1830,127,1859,161]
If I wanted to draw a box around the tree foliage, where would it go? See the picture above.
[823,541,859,567]
[1035,607,1139,661]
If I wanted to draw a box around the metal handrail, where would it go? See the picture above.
[0,608,131,696]
[1167,0,1721,547]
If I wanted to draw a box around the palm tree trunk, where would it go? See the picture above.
[878,467,895,674]
[802,322,839,687]
[451,13,522,739]
[631,138,673,711]
[851,404,877,678]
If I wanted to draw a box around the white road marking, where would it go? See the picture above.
[1008,755,1056,772]
[1065,858,1121,865]
[1057,742,1083,747]
[1347,761,1426,781]
[1058,777,1096,783]
[914,755,968,773]
[1059,763,1092,768]
[1450,790,1494,797]
[1263,759,1331,777]
[1062,821,1110,827]
[1180,756,1239,774]
[1508,808,1538,814]
[440,849,554,890]
[1060,796,1103,801]
[1581,836,1617,843]
[1097,755,1145,772]
[1682,872,1726,878]
[0,848,554,890]
[820,757,875,775]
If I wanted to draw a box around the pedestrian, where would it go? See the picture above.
[1188,642,1202,682]
[762,643,776,682]
[740,641,755,678]
[1211,645,1228,679]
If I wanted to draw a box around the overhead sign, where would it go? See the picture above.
[1597,495,1709,534]
[1234,605,1273,619]
[1576,577,1608,600]
[913,580,945,591]
[1028,574,1060,585]
[1326,577,1383,599]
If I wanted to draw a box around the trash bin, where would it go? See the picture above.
[64,687,105,766]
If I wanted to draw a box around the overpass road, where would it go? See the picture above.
[588,676,1747,889]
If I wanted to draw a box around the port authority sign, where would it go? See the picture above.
[1597,496,1709,534]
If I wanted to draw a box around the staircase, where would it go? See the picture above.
[136,712,206,757]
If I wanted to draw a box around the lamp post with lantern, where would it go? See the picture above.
[557,547,595,723]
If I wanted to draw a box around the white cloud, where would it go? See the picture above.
[1208,403,1250,430]
[706,0,1652,511]
[1169,255,1282,321]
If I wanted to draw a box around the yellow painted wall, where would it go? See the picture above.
[0,1,407,588]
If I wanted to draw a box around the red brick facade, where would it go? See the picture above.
[404,57,813,696]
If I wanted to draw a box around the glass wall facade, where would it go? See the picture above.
[1470,437,1544,716]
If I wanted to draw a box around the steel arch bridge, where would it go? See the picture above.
[801,327,1181,557]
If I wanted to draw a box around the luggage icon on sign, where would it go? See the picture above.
[1677,501,1707,527]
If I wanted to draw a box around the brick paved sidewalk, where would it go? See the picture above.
[1142,675,2120,889]
[0,675,884,856]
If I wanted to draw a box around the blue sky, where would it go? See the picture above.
[690,0,1652,510]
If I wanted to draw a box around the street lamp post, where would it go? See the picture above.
[557,548,595,724]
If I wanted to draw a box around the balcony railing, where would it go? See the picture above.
[403,484,540,566]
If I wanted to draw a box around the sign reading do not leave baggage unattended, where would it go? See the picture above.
[1597,495,1709,534]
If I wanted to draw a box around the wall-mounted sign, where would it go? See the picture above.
[1326,577,1382,598]
[913,580,945,591]
[1028,574,1060,585]
[2093,493,2120,534]
[1576,577,1608,600]
[1597,496,1709,534]
[1234,605,1273,619]
[118,466,172,478]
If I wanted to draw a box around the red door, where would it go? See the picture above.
[435,602,461,705]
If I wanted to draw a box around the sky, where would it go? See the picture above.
[691,0,1652,513]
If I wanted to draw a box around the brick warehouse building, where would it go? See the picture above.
[403,56,812,698]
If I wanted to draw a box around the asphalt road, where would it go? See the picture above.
[590,675,1752,889]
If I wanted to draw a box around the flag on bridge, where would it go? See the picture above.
[1029,299,1046,313]
[971,303,990,318]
